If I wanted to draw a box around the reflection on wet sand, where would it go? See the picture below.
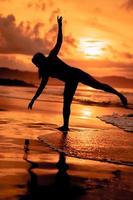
[20,139,87,200]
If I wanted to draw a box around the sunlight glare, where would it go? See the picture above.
[81,108,92,119]
[79,38,106,59]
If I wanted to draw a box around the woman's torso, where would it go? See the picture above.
[42,56,80,82]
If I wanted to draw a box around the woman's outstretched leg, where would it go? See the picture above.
[58,81,78,131]
[80,72,128,107]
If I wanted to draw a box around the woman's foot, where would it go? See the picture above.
[119,93,128,107]
[57,126,69,132]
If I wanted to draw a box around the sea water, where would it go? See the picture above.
[0,84,133,107]
[0,85,133,166]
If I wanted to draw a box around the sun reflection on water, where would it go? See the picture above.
[80,108,92,119]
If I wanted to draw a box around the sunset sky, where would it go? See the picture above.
[0,0,133,78]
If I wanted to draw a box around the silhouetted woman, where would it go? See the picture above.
[28,16,127,131]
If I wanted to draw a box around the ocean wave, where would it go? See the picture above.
[74,98,119,107]
[74,97,133,108]
[98,113,133,132]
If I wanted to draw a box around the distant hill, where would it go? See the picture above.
[0,67,38,85]
[0,67,62,86]
[0,67,132,88]
[0,78,35,87]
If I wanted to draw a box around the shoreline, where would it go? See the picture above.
[38,135,133,167]
[0,89,133,199]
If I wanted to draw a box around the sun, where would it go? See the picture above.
[79,38,106,59]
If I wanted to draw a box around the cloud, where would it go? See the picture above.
[0,14,76,56]
[42,10,77,55]
[0,14,50,55]
[122,52,133,59]
[121,0,133,10]
[105,45,133,61]
[86,16,117,34]
[64,35,77,48]
[44,23,77,56]
[27,0,46,11]
[107,60,133,78]
[0,54,32,71]
[65,58,133,78]
[49,8,61,23]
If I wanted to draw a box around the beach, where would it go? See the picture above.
[0,85,133,200]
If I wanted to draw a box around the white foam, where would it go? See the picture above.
[98,113,133,132]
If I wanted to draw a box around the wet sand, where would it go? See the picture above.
[0,95,133,200]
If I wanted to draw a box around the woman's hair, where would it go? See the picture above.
[38,67,45,79]
[32,52,45,79]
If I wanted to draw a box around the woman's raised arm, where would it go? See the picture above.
[49,16,63,57]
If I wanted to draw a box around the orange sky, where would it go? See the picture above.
[0,0,133,78]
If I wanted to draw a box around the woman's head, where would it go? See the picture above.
[32,52,45,79]
[32,52,45,68]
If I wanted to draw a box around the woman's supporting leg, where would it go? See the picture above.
[58,81,78,131]
[80,72,128,106]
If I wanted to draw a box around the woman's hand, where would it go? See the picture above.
[57,16,62,26]
[28,100,34,110]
